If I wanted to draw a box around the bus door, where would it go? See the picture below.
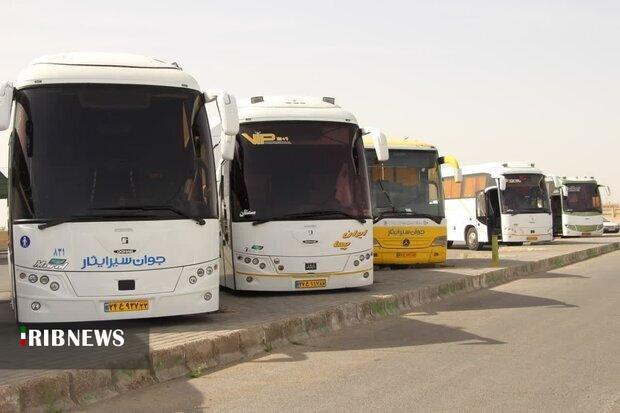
[219,161,235,288]
[476,188,499,241]
[550,195,562,236]
[485,187,502,238]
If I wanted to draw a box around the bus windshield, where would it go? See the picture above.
[231,121,371,223]
[366,149,444,222]
[563,182,602,213]
[11,85,217,222]
[500,174,550,214]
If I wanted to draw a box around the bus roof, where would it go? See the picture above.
[444,162,544,178]
[362,136,436,151]
[545,175,598,184]
[237,96,357,124]
[15,52,201,91]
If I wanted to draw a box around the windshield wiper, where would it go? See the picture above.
[504,208,550,215]
[253,209,367,226]
[376,180,396,214]
[92,206,206,225]
[521,208,551,213]
[38,214,153,230]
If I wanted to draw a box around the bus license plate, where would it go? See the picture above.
[526,236,538,241]
[295,279,326,289]
[104,300,149,313]
[396,252,417,257]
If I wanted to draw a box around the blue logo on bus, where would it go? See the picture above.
[20,236,31,248]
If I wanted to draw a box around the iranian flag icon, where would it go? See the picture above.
[20,326,27,347]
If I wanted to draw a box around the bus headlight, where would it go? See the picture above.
[50,282,60,291]
[28,274,38,283]
[205,266,213,275]
[431,236,447,247]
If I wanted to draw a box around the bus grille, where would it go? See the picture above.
[380,238,431,249]
[574,224,599,232]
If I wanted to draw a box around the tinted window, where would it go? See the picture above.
[10,85,217,221]
[366,149,444,219]
[563,182,602,213]
[231,121,371,222]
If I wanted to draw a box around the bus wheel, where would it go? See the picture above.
[447,241,454,248]
[466,227,482,251]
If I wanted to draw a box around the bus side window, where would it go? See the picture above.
[476,191,487,224]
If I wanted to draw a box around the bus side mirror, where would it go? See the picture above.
[439,154,461,182]
[0,82,14,131]
[561,186,568,197]
[363,127,388,162]
[498,177,507,191]
[600,185,611,196]
[205,90,239,161]
[552,176,562,188]
[455,169,463,183]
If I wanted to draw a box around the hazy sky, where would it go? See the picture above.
[1,0,618,201]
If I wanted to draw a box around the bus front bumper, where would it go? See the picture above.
[233,269,373,291]
[501,233,554,243]
[373,246,446,265]
[562,228,604,237]
[16,288,219,323]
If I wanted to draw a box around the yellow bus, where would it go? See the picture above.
[363,137,460,265]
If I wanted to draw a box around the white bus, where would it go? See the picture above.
[545,176,608,237]
[443,162,553,250]
[216,96,387,291]
[0,53,238,322]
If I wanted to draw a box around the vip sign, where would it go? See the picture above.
[19,326,125,347]
[241,132,290,145]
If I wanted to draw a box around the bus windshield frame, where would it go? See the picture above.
[10,84,218,224]
[366,148,444,223]
[230,121,371,223]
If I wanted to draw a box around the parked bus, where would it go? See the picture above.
[364,137,460,265]
[545,175,608,237]
[216,96,387,291]
[443,163,553,250]
[0,53,238,322]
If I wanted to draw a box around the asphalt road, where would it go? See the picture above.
[83,250,620,412]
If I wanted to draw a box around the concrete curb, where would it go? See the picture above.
[2,242,618,412]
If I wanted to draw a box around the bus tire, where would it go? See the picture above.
[447,241,454,248]
[505,242,523,246]
[465,227,483,251]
